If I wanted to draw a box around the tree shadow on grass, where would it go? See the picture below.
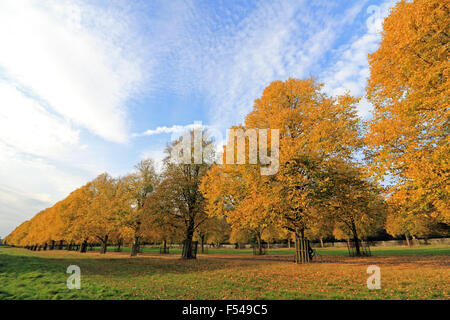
[0,248,243,279]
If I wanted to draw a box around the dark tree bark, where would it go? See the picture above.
[256,232,262,255]
[294,228,311,263]
[80,239,88,253]
[100,235,108,254]
[116,239,122,252]
[307,240,314,260]
[130,222,141,257]
[351,220,361,256]
[182,223,195,259]
[131,235,140,256]
[200,234,205,254]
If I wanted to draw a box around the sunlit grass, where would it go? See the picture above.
[0,246,448,300]
[88,244,450,256]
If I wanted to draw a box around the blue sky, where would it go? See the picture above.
[0,0,398,237]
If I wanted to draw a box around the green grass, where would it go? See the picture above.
[0,246,448,300]
[89,244,450,256]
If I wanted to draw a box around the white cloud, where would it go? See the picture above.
[133,123,205,137]
[0,82,79,157]
[0,0,150,236]
[0,0,146,143]
[142,0,372,132]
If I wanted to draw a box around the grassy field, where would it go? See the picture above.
[0,246,448,300]
[91,245,450,256]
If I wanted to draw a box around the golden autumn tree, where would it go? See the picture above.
[143,183,185,253]
[43,202,67,249]
[247,78,362,256]
[157,129,214,259]
[202,78,369,260]
[201,154,278,255]
[322,160,387,255]
[194,216,230,253]
[386,185,449,245]
[59,185,94,252]
[201,120,286,255]
[3,220,31,246]
[119,159,159,256]
[305,207,334,248]
[82,173,123,254]
[365,0,449,225]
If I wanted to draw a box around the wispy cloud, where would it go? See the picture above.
[0,0,147,143]
[138,0,376,132]
[0,0,150,236]
[0,82,80,157]
[133,122,205,137]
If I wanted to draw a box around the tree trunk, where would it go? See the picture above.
[43,243,48,250]
[405,234,411,247]
[200,234,205,254]
[294,229,311,264]
[116,239,122,252]
[49,240,55,250]
[131,222,141,257]
[100,235,108,254]
[80,239,88,253]
[131,235,140,256]
[320,238,324,248]
[287,237,291,249]
[294,230,302,263]
[351,220,361,256]
[256,232,262,255]
[307,240,313,261]
[182,221,196,259]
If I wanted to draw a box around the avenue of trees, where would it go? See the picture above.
[4,0,448,259]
